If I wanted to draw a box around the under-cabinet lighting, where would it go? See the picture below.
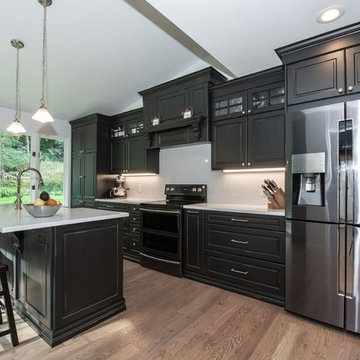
[122,173,157,177]
[316,5,345,23]
[222,167,285,173]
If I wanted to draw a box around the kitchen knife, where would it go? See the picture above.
[262,188,273,199]
[261,184,274,197]
[269,180,279,191]
[264,179,277,192]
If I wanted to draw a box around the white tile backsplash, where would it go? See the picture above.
[125,143,285,205]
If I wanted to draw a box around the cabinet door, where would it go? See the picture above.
[128,136,145,172]
[71,127,83,155]
[248,82,285,114]
[184,210,204,273]
[211,117,247,170]
[346,45,360,94]
[84,123,97,153]
[287,50,345,104]
[18,229,52,329]
[111,139,127,173]
[71,155,83,207]
[158,89,188,121]
[83,152,96,203]
[212,92,247,121]
[247,111,285,167]
[54,220,123,328]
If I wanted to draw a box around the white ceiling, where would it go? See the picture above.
[1,0,360,122]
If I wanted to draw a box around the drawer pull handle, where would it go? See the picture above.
[231,218,249,223]
[230,268,248,275]
[231,239,249,245]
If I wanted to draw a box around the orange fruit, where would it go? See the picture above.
[45,198,58,206]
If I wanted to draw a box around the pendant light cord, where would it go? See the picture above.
[40,0,47,108]
[14,46,20,121]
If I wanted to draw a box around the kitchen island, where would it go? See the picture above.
[0,205,128,347]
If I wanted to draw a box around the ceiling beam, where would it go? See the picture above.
[124,0,236,78]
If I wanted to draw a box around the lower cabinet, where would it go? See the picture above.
[96,201,141,262]
[183,209,285,306]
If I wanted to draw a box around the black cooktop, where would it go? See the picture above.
[140,184,207,209]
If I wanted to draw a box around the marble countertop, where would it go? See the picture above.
[183,203,285,216]
[95,198,162,204]
[0,205,129,233]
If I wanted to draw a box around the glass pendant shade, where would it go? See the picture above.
[7,119,26,134]
[32,106,54,123]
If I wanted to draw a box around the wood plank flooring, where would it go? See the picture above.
[0,260,359,360]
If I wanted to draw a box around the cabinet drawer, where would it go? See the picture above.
[204,250,284,298]
[205,224,284,263]
[95,202,129,213]
[205,211,285,231]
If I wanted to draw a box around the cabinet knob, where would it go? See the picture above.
[242,163,245,167]
[338,88,344,93]
[247,109,251,114]
[242,111,246,115]
[247,162,251,166]
[133,242,136,246]
[348,86,354,92]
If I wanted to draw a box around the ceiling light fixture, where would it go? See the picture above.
[32,0,54,123]
[316,5,345,24]
[222,167,285,173]
[7,40,26,134]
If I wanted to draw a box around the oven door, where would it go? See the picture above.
[140,207,182,261]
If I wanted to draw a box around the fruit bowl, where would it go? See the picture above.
[23,204,61,218]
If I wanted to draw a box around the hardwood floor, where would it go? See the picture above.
[0,260,359,360]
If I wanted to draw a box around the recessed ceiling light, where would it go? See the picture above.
[316,5,345,23]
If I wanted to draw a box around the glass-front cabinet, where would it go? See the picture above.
[248,82,285,114]
[214,91,247,120]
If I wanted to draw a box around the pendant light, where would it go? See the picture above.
[32,0,54,123]
[7,40,26,134]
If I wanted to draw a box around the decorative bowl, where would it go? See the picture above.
[23,204,61,218]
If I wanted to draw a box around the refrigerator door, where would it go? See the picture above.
[346,100,360,226]
[286,220,345,328]
[346,226,360,333]
[286,103,344,223]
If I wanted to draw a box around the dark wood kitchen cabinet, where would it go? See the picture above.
[96,201,141,262]
[183,209,285,306]
[210,66,285,170]
[211,117,247,169]
[111,135,158,174]
[70,114,111,208]
[276,24,360,105]
[139,67,227,148]
[110,108,159,175]
[183,209,204,274]
[0,219,125,347]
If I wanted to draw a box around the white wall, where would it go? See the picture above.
[0,106,71,206]
[124,143,285,206]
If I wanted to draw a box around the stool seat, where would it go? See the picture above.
[0,261,18,346]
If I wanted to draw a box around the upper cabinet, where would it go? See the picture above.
[70,114,111,208]
[110,108,159,175]
[139,67,227,148]
[210,67,285,170]
[276,24,360,105]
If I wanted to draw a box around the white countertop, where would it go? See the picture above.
[0,205,129,233]
[95,198,162,204]
[183,203,285,216]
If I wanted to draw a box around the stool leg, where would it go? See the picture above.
[0,272,18,346]
[0,300,3,325]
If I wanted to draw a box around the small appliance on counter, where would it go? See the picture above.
[261,179,285,209]
[109,175,129,198]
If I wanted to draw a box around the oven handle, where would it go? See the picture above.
[140,252,181,265]
[140,208,181,215]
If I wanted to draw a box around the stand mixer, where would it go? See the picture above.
[109,175,129,198]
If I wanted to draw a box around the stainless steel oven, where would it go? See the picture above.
[140,184,207,277]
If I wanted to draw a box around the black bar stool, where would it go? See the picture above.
[0,262,18,346]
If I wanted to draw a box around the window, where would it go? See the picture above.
[0,132,65,205]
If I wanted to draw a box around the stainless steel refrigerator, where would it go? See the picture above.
[285,99,360,333]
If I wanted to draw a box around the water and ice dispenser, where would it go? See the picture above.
[292,152,325,206]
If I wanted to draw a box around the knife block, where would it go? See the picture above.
[267,188,285,210]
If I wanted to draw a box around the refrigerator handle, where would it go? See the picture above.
[338,225,346,296]
[338,120,347,223]
[346,119,354,224]
[346,226,356,299]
